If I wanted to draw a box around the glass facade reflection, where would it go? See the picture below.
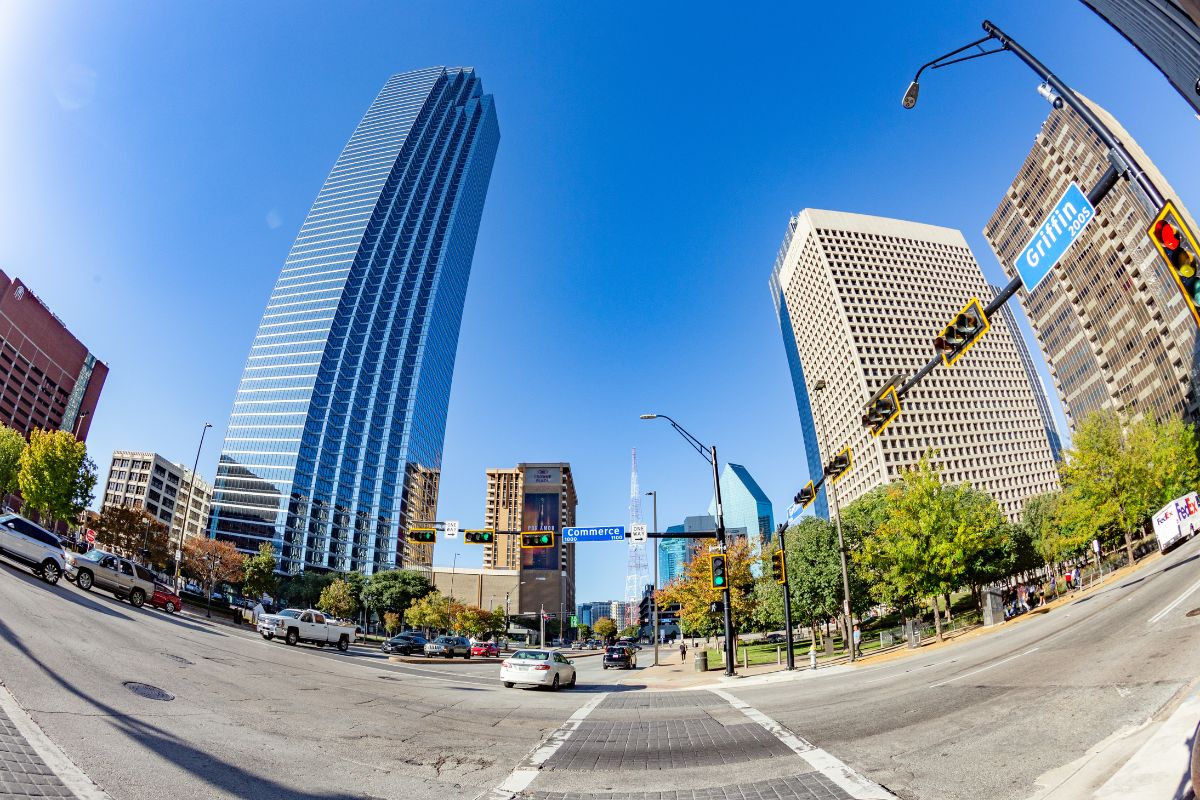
[209,67,500,575]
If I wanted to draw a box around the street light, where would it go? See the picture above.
[646,489,659,667]
[172,422,212,590]
[71,410,90,439]
[641,412,736,676]
[809,380,856,663]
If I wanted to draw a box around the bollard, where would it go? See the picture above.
[743,649,748,669]
[809,645,817,670]
[693,650,709,672]
[777,645,782,665]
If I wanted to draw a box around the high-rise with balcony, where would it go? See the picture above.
[983,98,1199,428]
[770,209,1060,522]
[208,67,500,575]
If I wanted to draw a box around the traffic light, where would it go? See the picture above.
[862,384,901,437]
[794,480,817,509]
[824,446,852,483]
[520,531,554,549]
[408,528,436,544]
[709,554,728,590]
[770,549,787,584]
[463,530,494,545]
[934,297,989,366]
[1148,201,1200,327]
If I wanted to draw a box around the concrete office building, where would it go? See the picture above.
[0,271,106,441]
[483,463,578,619]
[207,68,499,575]
[990,285,1065,461]
[983,99,1199,427]
[431,566,517,614]
[102,451,213,544]
[770,209,1060,522]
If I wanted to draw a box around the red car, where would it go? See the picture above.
[150,584,181,614]
[471,642,500,657]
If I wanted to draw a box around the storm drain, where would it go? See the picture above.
[124,682,174,701]
[1186,608,1200,617]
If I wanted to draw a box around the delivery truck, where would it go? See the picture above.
[1152,492,1200,554]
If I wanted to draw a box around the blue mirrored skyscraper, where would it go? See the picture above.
[209,67,499,575]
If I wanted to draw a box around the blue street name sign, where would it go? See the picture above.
[787,503,803,526]
[1014,181,1096,292]
[562,526,625,543]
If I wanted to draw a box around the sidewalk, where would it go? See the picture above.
[0,683,109,799]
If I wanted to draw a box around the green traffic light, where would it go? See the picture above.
[714,576,725,586]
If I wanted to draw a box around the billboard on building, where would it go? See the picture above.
[522,492,560,569]
[525,467,561,486]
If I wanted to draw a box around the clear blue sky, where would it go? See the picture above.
[2,1,1197,603]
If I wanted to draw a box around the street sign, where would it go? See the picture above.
[85,528,96,544]
[443,520,459,539]
[787,503,803,525]
[562,526,625,543]
[1013,181,1095,292]
[570,615,577,626]
[631,523,648,543]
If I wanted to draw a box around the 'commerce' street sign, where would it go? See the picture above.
[562,526,625,543]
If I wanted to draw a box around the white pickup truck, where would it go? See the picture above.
[258,608,356,652]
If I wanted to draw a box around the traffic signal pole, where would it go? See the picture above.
[711,444,736,677]
[777,524,795,670]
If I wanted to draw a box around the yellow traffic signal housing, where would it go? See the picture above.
[1148,201,1200,327]
[934,297,990,367]
[464,530,495,545]
[794,480,817,509]
[520,531,554,549]
[863,384,901,437]
[709,554,728,590]
[770,549,787,584]
[826,446,853,484]
[408,528,436,544]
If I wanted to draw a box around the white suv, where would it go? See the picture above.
[0,513,67,584]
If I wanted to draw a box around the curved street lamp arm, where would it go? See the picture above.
[911,33,998,82]
[656,414,712,464]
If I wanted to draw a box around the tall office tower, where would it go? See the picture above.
[208,68,500,575]
[1080,0,1200,115]
[483,463,577,616]
[102,451,213,544]
[708,463,774,548]
[983,99,1199,427]
[770,209,1060,522]
[658,528,688,585]
[990,285,1064,461]
[0,271,106,441]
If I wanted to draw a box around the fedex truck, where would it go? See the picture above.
[1152,492,1200,554]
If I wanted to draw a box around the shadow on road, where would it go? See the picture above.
[0,617,363,799]
[0,560,134,623]
[1164,553,1199,574]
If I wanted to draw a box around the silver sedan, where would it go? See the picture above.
[500,649,577,690]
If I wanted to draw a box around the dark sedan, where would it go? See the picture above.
[380,634,427,655]
[603,645,637,670]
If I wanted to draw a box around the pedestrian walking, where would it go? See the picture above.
[852,624,862,658]
[679,642,688,661]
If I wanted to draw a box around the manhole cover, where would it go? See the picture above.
[123,682,174,701]
[1186,608,1200,617]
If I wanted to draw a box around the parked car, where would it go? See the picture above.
[150,584,182,614]
[500,649,576,690]
[0,513,67,584]
[471,641,500,657]
[424,635,471,659]
[257,608,355,651]
[380,633,427,655]
[66,549,156,607]
[762,633,786,644]
[603,645,637,670]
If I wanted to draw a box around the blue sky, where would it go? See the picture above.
[1,1,1197,603]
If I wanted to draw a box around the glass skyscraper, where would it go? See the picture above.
[208,67,500,575]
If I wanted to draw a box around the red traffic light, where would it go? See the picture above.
[1155,220,1181,250]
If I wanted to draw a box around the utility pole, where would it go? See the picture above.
[811,380,855,662]
[173,422,212,591]
[539,603,546,648]
[647,490,660,666]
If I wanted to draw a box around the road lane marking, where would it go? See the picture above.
[1148,574,1200,625]
[481,691,609,799]
[927,647,1039,688]
[708,688,896,799]
[0,683,112,800]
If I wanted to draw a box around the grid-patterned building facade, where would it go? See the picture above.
[102,451,212,543]
[982,99,1199,428]
[208,67,499,575]
[990,285,1065,461]
[771,209,1060,521]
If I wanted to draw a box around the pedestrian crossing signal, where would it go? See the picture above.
[408,528,436,543]
[1148,201,1200,327]
[709,554,728,589]
[520,532,554,548]
[464,530,494,545]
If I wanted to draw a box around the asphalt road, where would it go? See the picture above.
[2,535,1198,800]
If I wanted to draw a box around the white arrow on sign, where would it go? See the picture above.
[631,523,647,543]
[444,520,459,539]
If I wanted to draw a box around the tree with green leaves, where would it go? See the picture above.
[361,569,432,621]
[0,425,26,507]
[317,578,357,619]
[592,616,617,641]
[18,429,96,527]
[576,623,591,640]
[383,611,403,636]
[92,505,169,567]
[242,542,279,601]
[456,605,505,639]
[182,537,245,618]
[404,590,457,633]
[340,571,367,619]
[620,624,640,639]
[656,537,756,638]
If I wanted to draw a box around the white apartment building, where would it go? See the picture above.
[102,450,212,543]
[770,209,1060,521]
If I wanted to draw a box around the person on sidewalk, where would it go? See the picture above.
[852,624,862,658]
[679,642,688,661]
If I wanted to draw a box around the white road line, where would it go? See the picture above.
[708,688,896,800]
[1148,574,1200,625]
[927,647,1039,688]
[480,691,609,800]
[0,683,112,800]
